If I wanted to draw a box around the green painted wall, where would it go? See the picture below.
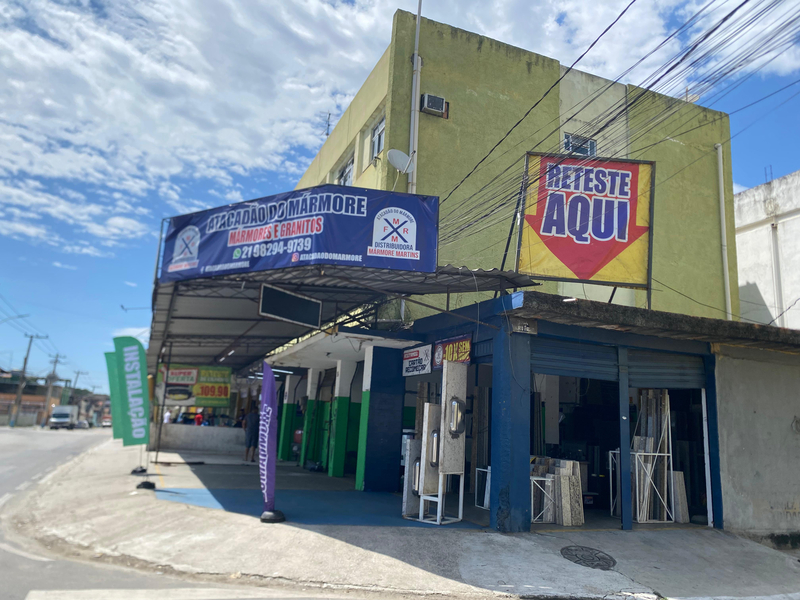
[328,396,350,477]
[300,399,323,467]
[295,10,737,321]
[355,390,370,491]
[319,401,331,469]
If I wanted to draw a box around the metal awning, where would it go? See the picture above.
[147,265,538,374]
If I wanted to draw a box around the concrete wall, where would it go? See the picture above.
[715,345,800,536]
[152,423,246,455]
[735,170,800,328]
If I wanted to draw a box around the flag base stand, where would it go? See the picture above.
[260,510,285,523]
[137,481,156,490]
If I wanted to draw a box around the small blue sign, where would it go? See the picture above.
[159,185,439,283]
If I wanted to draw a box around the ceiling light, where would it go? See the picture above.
[563,297,578,302]
[271,368,293,374]
[227,350,235,356]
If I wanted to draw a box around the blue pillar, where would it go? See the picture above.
[618,347,633,530]
[361,346,404,492]
[703,354,724,529]
[490,322,531,532]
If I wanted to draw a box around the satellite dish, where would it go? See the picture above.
[387,149,415,174]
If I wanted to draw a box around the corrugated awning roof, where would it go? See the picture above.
[147,265,538,374]
[506,291,800,354]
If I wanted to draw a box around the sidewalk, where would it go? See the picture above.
[7,439,800,599]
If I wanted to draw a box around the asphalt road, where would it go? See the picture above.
[0,427,336,600]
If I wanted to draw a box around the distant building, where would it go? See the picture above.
[735,169,800,328]
[0,373,64,426]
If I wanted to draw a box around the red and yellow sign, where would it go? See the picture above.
[519,153,653,287]
[433,334,471,370]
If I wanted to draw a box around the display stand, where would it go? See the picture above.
[609,449,675,523]
[419,473,464,525]
[530,475,555,523]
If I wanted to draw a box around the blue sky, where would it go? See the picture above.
[1,0,799,392]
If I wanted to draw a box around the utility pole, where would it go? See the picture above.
[10,334,48,428]
[72,370,87,419]
[42,353,62,427]
[73,370,87,392]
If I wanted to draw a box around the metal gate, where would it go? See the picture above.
[530,338,618,381]
[628,350,705,389]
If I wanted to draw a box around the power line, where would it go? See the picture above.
[768,296,800,326]
[440,0,641,206]
[652,277,761,323]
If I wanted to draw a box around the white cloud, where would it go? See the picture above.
[52,261,77,270]
[112,327,150,342]
[0,0,797,255]
[124,281,137,287]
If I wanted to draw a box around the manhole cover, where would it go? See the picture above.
[560,545,616,570]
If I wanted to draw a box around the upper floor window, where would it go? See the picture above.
[371,117,385,161]
[337,156,354,186]
[564,133,597,157]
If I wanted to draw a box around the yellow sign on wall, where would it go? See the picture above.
[518,153,654,288]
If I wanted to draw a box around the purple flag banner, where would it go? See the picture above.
[258,361,284,522]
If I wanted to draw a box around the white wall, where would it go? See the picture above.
[715,345,800,536]
[735,170,800,328]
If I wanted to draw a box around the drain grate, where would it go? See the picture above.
[560,545,616,570]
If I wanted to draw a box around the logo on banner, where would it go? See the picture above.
[520,155,652,285]
[367,207,419,260]
[168,225,201,272]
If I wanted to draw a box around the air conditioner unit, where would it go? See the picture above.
[421,94,446,116]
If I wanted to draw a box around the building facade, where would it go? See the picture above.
[297,10,739,319]
[735,169,800,328]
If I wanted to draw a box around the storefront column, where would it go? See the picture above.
[329,360,356,477]
[355,346,404,491]
[703,354,724,529]
[490,322,531,532]
[278,374,300,461]
[617,347,633,530]
[300,368,322,468]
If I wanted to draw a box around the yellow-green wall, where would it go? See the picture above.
[296,10,739,321]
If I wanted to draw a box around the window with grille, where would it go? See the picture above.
[564,133,597,157]
[337,156,354,186]
[371,117,385,161]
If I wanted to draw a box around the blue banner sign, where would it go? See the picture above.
[159,185,439,282]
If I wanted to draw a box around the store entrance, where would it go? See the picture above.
[529,374,710,529]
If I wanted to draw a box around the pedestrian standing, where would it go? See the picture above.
[194,411,204,426]
[243,405,260,462]
[163,408,172,424]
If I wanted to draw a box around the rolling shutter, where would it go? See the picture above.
[628,350,705,389]
[530,338,618,381]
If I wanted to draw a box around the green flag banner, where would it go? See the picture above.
[104,352,123,439]
[113,337,150,447]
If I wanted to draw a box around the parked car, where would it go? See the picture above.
[75,420,90,429]
[101,416,112,428]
